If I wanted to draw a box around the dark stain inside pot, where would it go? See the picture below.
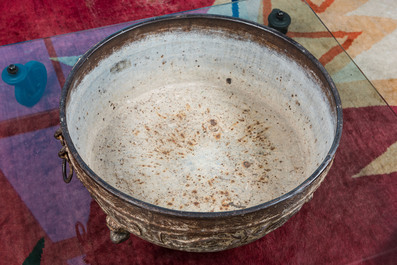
[66,30,335,212]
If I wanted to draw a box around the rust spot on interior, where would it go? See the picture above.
[201,123,207,133]
[167,138,177,145]
[243,161,251,168]
[210,119,217,126]
[259,176,268,183]
[176,112,186,120]
[221,199,230,207]
[192,190,197,194]
[194,202,200,206]
[157,112,167,119]
[238,136,246,142]
[215,133,221,140]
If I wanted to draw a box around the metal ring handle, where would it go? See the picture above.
[62,158,74,183]
[56,128,74,183]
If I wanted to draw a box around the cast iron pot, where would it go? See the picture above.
[55,15,342,252]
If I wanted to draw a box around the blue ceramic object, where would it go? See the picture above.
[2,61,47,107]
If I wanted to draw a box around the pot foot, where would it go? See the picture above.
[110,230,130,244]
[106,215,130,244]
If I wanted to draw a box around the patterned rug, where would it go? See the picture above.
[1,0,395,110]
[308,0,397,114]
[0,1,396,264]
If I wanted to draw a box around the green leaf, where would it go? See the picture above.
[23,237,45,265]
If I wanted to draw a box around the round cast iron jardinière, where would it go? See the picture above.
[55,15,342,252]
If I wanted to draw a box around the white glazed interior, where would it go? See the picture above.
[66,29,336,212]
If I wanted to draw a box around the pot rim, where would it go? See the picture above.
[59,14,343,218]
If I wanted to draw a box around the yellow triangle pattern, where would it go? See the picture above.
[353,141,397,178]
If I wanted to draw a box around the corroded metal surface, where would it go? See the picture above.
[69,150,332,252]
[58,15,342,252]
